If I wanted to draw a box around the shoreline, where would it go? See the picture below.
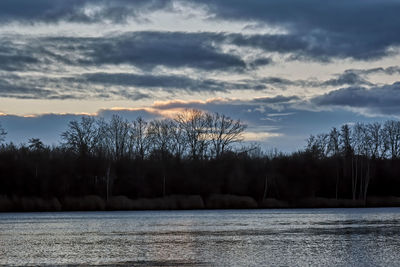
[1,194,400,212]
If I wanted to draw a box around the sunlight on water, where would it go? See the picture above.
[1,208,400,266]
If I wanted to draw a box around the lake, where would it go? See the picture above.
[1,208,400,266]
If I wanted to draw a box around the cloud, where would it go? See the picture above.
[227,32,397,61]
[312,82,400,115]
[252,95,300,104]
[343,66,400,76]
[242,131,282,141]
[321,71,373,87]
[203,0,400,60]
[1,1,399,63]
[249,57,273,68]
[79,32,247,71]
[0,77,73,99]
[82,72,267,93]
[2,30,399,81]
[0,0,171,24]
[0,39,40,71]
[0,74,154,100]
[0,32,247,72]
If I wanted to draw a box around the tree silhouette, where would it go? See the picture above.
[61,117,100,157]
[0,123,6,143]
[209,113,246,158]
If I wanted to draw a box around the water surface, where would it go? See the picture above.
[1,208,400,266]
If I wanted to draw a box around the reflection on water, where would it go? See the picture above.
[1,208,400,266]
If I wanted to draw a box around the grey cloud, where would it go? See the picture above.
[321,71,373,87]
[82,72,266,93]
[0,69,267,101]
[0,38,76,72]
[228,32,395,61]
[77,32,246,71]
[252,95,300,104]
[2,31,398,76]
[1,1,399,62]
[0,77,55,99]
[1,32,245,72]
[249,57,273,69]
[258,77,308,88]
[258,74,368,89]
[0,40,40,71]
[0,0,171,24]
[201,0,400,60]
[312,82,400,115]
[345,66,400,76]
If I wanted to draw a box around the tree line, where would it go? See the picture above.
[305,121,400,201]
[60,109,246,161]
[0,111,400,209]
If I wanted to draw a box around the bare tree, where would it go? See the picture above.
[209,113,246,158]
[327,127,340,157]
[28,138,45,151]
[339,124,352,156]
[351,123,366,200]
[0,123,7,143]
[339,124,354,200]
[129,117,150,160]
[94,118,111,157]
[367,122,385,159]
[382,120,400,159]
[327,127,340,199]
[306,133,328,158]
[175,109,210,159]
[28,138,46,178]
[61,117,99,157]
[147,119,172,158]
[107,115,130,160]
[168,120,187,159]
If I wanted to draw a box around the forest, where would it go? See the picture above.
[0,109,400,211]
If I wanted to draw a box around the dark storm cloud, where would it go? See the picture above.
[312,82,400,115]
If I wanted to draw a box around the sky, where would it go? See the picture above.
[0,0,399,151]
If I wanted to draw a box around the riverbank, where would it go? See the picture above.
[1,194,400,212]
